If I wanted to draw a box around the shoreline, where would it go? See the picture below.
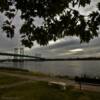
[0,67,100,92]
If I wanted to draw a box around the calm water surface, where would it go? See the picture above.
[0,61,100,77]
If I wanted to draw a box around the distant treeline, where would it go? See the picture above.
[1,57,100,62]
[44,57,100,61]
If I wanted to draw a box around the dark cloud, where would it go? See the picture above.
[0,1,100,58]
[31,35,100,58]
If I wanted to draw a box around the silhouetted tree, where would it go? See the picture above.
[0,0,100,48]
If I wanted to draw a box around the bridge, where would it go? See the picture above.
[0,52,45,62]
[0,52,100,62]
[0,52,44,59]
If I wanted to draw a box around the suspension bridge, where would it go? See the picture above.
[0,52,45,62]
[0,52,100,63]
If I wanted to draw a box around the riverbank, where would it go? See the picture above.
[0,67,100,100]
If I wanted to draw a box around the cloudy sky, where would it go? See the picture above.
[0,0,100,58]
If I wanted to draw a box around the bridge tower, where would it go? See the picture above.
[20,48,24,60]
[14,48,19,60]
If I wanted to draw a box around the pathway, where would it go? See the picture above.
[0,71,100,92]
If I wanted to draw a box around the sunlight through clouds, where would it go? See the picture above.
[58,48,83,57]
[69,48,83,53]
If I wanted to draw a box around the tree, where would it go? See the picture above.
[0,0,100,48]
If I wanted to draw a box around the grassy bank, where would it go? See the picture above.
[0,81,100,100]
[0,67,100,100]
[0,67,73,79]
[0,67,50,77]
[0,74,26,85]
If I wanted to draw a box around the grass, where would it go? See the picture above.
[0,81,100,100]
[0,74,26,85]
[0,67,50,77]
[0,67,100,100]
[0,67,73,79]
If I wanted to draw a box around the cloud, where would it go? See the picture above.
[69,48,83,52]
[0,1,100,58]
[31,34,100,58]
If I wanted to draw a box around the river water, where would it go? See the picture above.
[0,61,100,77]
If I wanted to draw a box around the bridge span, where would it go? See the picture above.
[0,52,100,62]
[0,52,45,60]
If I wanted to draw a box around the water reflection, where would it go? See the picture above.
[0,61,100,77]
[13,61,24,69]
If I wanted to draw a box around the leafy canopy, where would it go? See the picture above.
[0,0,100,48]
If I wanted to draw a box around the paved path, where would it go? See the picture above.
[0,71,100,92]
[0,71,74,83]
[0,80,34,89]
[0,71,74,88]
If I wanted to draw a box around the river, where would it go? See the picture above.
[0,61,100,77]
